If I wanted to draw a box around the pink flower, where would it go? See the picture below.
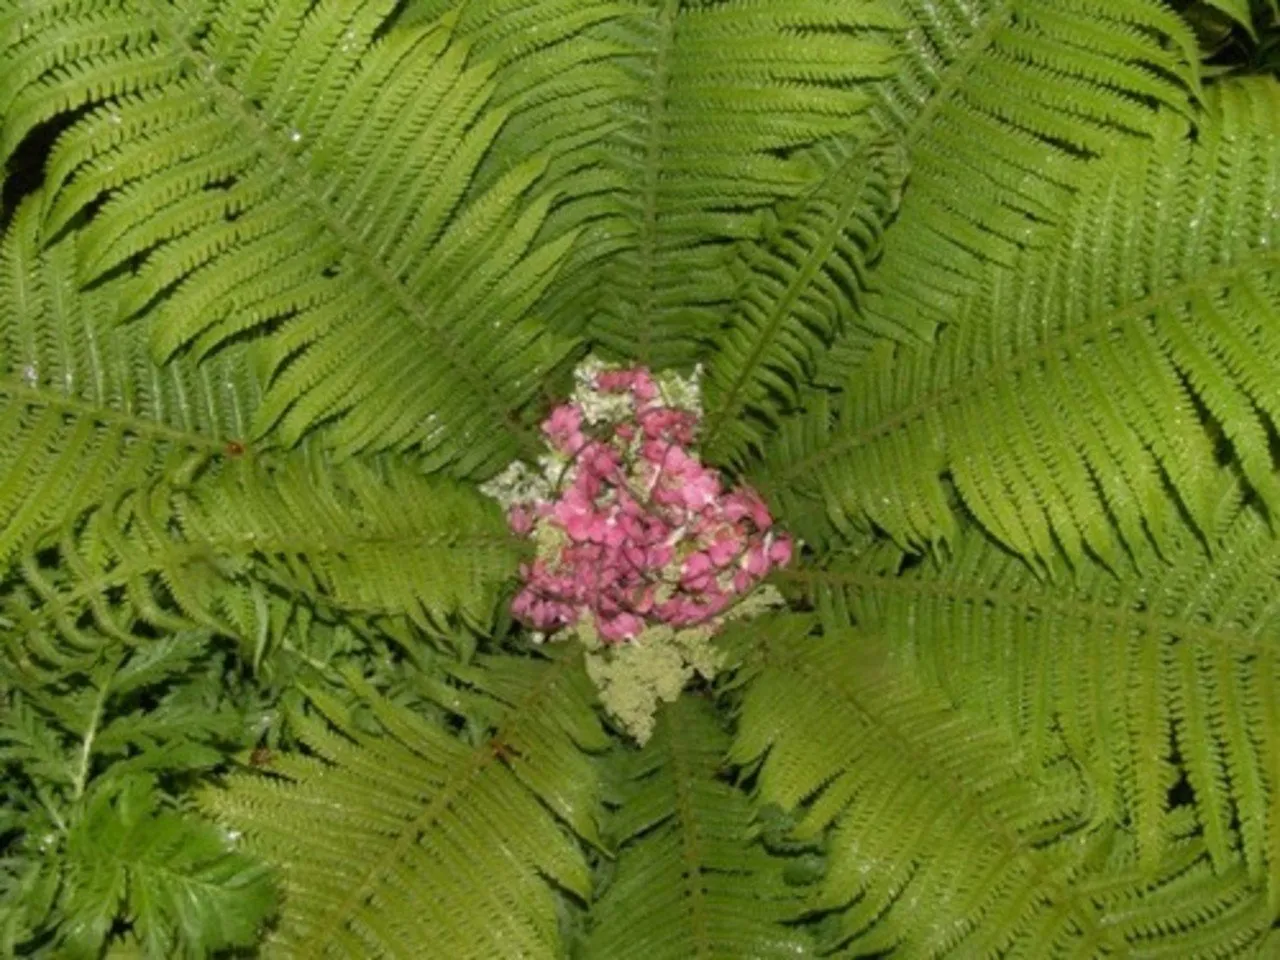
[504,363,791,645]
[508,505,534,536]
[542,403,586,455]
[768,536,793,566]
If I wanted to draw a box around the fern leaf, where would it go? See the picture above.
[201,651,606,958]
[585,695,811,960]
[4,450,520,668]
[788,479,1280,905]
[0,192,256,570]
[853,0,1201,341]
[533,0,903,370]
[181,453,521,635]
[2,1,577,471]
[728,615,1274,956]
[700,137,906,469]
[771,76,1280,563]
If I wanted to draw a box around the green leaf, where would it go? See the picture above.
[585,696,812,960]
[201,650,606,959]
[58,776,275,960]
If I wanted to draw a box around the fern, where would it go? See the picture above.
[5,451,520,674]
[0,192,256,570]
[2,1,577,471]
[729,614,1275,956]
[585,695,810,959]
[201,650,607,958]
[700,137,906,469]
[852,0,1202,342]
[789,474,1280,904]
[527,0,904,369]
[4,0,1280,955]
[769,76,1280,561]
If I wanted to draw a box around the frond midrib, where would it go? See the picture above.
[1,376,225,452]
[770,253,1280,486]
[289,654,577,958]
[666,714,713,959]
[780,563,1271,658]
[133,0,541,457]
[635,0,680,368]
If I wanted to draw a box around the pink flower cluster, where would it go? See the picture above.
[509,367,793,643]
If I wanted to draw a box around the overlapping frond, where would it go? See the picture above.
[201,651,608,959]
[1,0,578,471]
[770,77,1280,564]
[787,475,1280,906]
[728,615,1275,957]
[3,449,520,673]
[851,0,1202,342]
[377,0,636,353]
[0,192,256,570]
[699,138,905,469]
[585,695,810,960]
[530,0,903,370]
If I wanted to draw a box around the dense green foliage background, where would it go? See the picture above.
[1,0,1279,956]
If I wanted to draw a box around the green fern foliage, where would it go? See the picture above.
[729,614,1275,957]
[1,1,577,471]
[854,0,1202,342]
[0,193,256,572]
[536,0,904,369]
[700,138,906,469]
[4,451,519,673]
[201,651,607,958]
[585,695,810,959]
[792,475,1280,905]
[775,76,1280,562]
[5,0,1280,955]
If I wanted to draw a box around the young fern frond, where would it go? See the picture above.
[585,695,811,960]
[728,615,1275,957]
[787,476,1280,907]
[201,651,608,959]
[774,77,1280,563]
[1,0,578,472]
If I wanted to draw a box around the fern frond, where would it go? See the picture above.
[2,1,577,471]
[699,138,906,469]
[4,451,520,669]
[852,0,1201,342]
[0,191,256,570]
[585,695,811,960]
[181,453,521,635]
[728,615,1274,956]
[787,478,1280,904]
[771,76,1280,563]
[532,0,903,369]
[201,651,607,959]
